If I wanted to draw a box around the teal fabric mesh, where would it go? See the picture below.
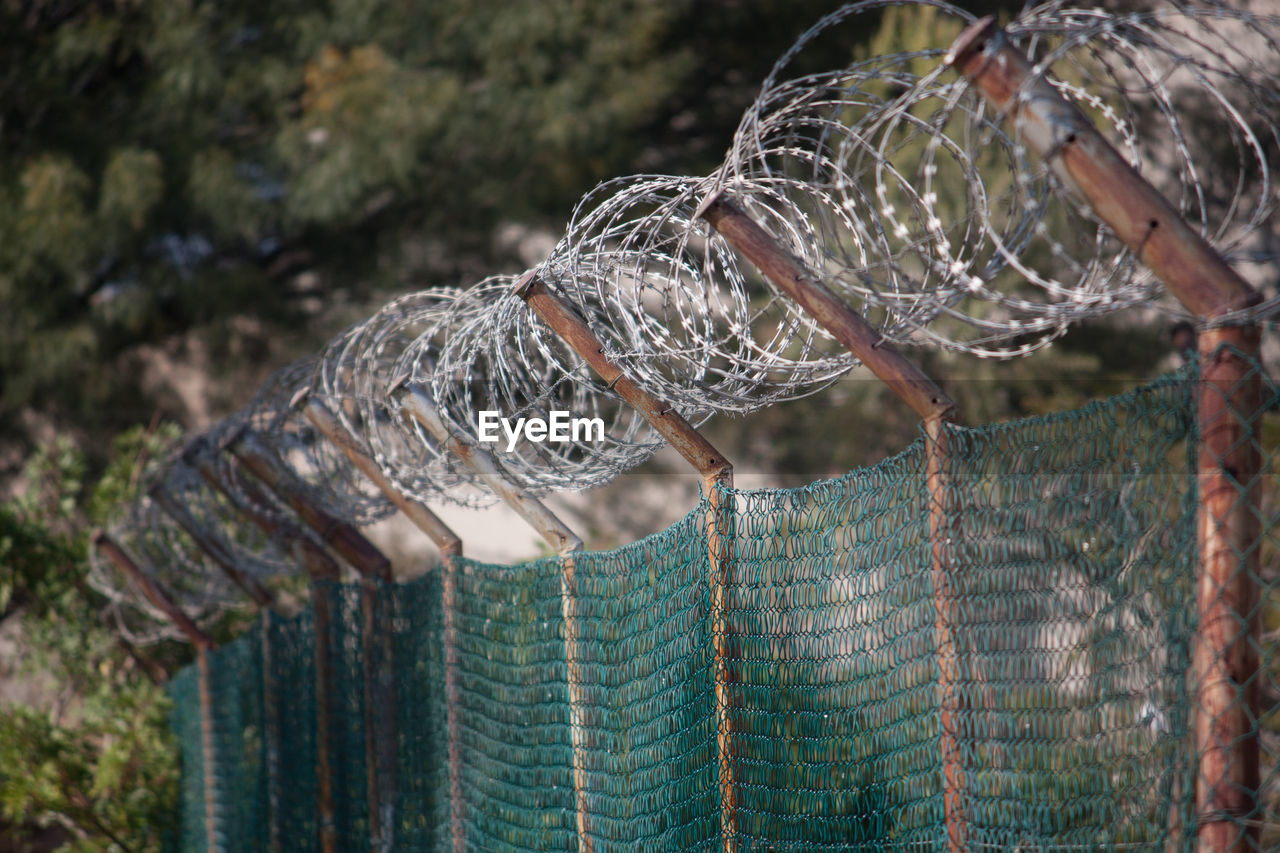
[562,508,720,849]
[167,662,205,852]
[164,367,1280,851]
[943,379,1197,850]
[727,444,942,850]
[391,571,449,848]
[452,553,578,849]
[323,582,372,849]
[266,606,317,850]
[208,633,270,852]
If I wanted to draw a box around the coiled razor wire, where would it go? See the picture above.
[544,174,858,415]
[93,0,1280,635]
[88,451,299,644]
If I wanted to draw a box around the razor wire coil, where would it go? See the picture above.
[93,0,1280,635]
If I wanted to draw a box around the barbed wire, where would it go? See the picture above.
[88,449,298,643]
[92,0,1280,638]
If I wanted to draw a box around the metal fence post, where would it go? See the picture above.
[513,273,741,852]
[696,198,965,850]
[395,382,595,853]
[224,428,398,853]
[301,396,469,853]
[924,418,963,853]
[947,19,1265,851]
[187,443,342,853]
[149,481,285,853]
[91,532,221,853]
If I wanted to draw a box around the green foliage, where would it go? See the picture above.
[0,0,857,444]
[84,423,184,529]
[100,149,165,235]
[0,425,183,851]
[0,503,80,621]
[0,665,177,852]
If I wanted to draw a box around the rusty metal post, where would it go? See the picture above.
[193,645,219,852]
[925,420,963,853]
[947,19,1265,852]
[225,428,393,581]
[513,273,742,852]
[300,398,464,559]
[149,481,284,853]
[223,428,398,853]
[301,397,469,853]
[395,382,595,853]
[694,200,964,849]
[186,443,341,853]
[92,532,221,852]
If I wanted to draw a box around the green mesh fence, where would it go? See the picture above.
[166,364,1280,851]
[167,659,205,852]
[266,607,317,851]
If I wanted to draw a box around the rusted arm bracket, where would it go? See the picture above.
[150,480,278,611]
[92,530,215,650]
[697,192,961,852]
[92,531,220,852]
[946,17,1260,321]
[184,440,342,582]
[302,397,463,558]
[220,426,398,853]
[697,192,961,851]
[515,272,733,486]
[147,478,287,852]
[698,169,966,851]
[395,380,593,852]
[698,195,956,424]
[396,383,584,554]
[183,439,341,853]
[223,427,392,583]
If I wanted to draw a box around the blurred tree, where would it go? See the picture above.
[0,0,888,454]
[0,426,187,851]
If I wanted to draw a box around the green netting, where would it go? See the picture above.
[167,633,271,853]
[391,571,449,848]
[324,583,372,849]
[722,371,1198,850]
[166,365,1280,851]
[167,660,205,852]
[264,606,317,851]
[209,633,271,852]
